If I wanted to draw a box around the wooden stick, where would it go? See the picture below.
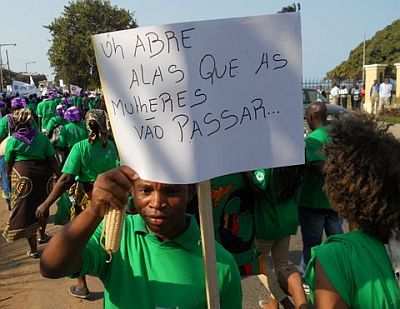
[197,180,220,309]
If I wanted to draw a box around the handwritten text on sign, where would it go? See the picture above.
[93,13,304,183]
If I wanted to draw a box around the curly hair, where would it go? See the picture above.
[324,114,400,241]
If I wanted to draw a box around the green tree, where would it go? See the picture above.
[327,19,400,80]
[47,0,137,89]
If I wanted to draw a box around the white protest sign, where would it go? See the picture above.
[12,80,40,97]
[93,12,304,184]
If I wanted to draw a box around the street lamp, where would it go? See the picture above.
[25,61,36,74]
[0,43,16,92]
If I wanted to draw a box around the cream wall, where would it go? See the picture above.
[395,63,400,105]
[363,64,387,113]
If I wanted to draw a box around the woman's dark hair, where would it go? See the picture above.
[324,114,400,241]
[85,109,108,147]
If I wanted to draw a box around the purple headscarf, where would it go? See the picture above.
[0,100,6,108]
[64,106,81,122]
[13,127,37,145]
[47,89,59,99]
[11,97,27,109]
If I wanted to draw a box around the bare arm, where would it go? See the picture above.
[40,206,103,278]
[39,166,138,278]
[315,261,348,309]
[36,173,75,218]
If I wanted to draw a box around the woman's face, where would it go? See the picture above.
[132,179,190,240]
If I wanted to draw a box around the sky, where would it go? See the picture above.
[0,0,399,81]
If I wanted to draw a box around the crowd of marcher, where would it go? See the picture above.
[0,88,399,308]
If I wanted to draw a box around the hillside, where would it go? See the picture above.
[327,19,400,80]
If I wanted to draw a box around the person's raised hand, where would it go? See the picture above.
[90,165,138,218]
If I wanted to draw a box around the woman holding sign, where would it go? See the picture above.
[39,165,242,309]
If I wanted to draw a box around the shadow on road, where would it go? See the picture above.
[87,291,104,301]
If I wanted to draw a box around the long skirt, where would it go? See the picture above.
[2,160,53,242]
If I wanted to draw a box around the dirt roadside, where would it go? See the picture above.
[0,200,103,309]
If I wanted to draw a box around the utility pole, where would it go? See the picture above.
[6,49,11,86]
[362,33,366,85]
[0,43,16,92]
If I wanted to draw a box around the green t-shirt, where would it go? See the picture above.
[45,115,66,135]
[211,173,258,271]
[71,96,83,109]
[0,115,10,141]
[78,214,242,309]
[36,99,58,132]
[4,132,55,162]
[58,122,87,150]
[88,97,100,110]
[62,139,118,183]
[305,230,400,308]
[298,126,331,209]
[251,169,299,240]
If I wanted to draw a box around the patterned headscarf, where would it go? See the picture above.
[11,97,27,110]
[64,106,81,122]
[11,108,37,144]
[85,109,108,146]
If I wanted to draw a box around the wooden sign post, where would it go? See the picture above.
[197,181,220,308]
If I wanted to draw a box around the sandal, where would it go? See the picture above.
[69,285,90,299]
[38,233,51,244]
[27,251,41,259]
